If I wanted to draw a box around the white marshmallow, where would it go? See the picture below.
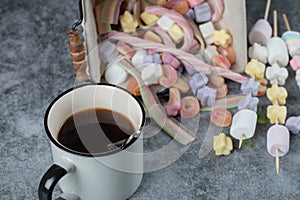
[131,50,147,70]
[267,37,289,67]
[203,45,218,64]
[105,65,128,85]
[248,19,272,45]
[141,63,162,85]
[157,15,175,31]
[267,125,290,157]
[199,22,215,45]
[230,109,257,140]
[265,63,289,85]
[248,43,268,64]
[99,41,118,63]
[296,69,300,75]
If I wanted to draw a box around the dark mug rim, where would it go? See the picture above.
[44,83,146,157]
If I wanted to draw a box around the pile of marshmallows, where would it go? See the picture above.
[100,0,236,120]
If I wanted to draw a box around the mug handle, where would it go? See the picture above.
[39,164,77,200]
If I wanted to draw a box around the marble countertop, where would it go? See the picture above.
[0,0,299,199]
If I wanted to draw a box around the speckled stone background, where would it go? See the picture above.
[0,0,299,199]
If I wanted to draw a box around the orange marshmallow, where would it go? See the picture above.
[210,108,232,127]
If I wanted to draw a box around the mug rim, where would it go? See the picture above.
[44,83,146,157]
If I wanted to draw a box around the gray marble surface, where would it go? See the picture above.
[0,0,299,199]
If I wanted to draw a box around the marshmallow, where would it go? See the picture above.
[217,46,236,64]
[166,0,189,14]
[267,104,287,124]
[140,12,159,25]
[161,53,181,69]
[187,0,205,7]
[144,31,162,43]
[185,65,197,75]
[180,96,200,118]
[199,22,215,45]
[131,50,147,71]
[248,43,268,64]
[266,85,288,105]
[204,45,218,64]
[159,64,178,88]
[213,133,233,156]
[141,63,163,85]
[285,116,300,134]
[189,72,208,94]
[185,9,195,21]
[99,41,118,63]
[290,55,300,71]
[213,30,232,48]
[196,86,217,107]
[267,37,289,67]
[119,11,138,33]
[194,2,211,23]
[209,83,228,99]
[240,78,260,96]
[238,93,259,112]
[265,63,289,85]
[208,74,225,88]
[168,24,184,44]
[166,87,181,116]
[210,108,232,127]
[212,54,231,69]
[248,19,272,45]
[282,31,300,57]
[157,15,175,31]
[245,59,266,80]
[105,64,128,85]
[230,109,257,140]
[267,125,290,157]
[173,77,190,93]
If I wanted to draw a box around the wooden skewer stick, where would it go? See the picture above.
[276,147,280,174]
[282,13,291,31]
[264,0,272,21]
[239,133,244,149]
[273,10,278,37]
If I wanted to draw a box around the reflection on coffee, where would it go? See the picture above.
[57,108,135,154]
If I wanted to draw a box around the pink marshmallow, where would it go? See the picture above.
[166,101,181,116]
[290,55,300,71]
[162,53,181,69]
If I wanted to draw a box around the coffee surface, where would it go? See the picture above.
[57,108,135,154]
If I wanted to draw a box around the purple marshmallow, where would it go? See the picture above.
[185,8,195,21]
[194,2,211,23]
[189,72,208,94]
[185,66,197,75]
[143,55,154,64]
[240,78,260,96]
[286,116,300,134]
[238,93,259,112]
[196,86,216,107]
[153,54,162,64]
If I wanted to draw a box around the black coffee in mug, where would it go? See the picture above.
[57,108,135,154]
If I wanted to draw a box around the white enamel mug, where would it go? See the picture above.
[38,83,145,200]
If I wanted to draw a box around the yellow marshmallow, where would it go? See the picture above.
[245,59,266,80]
[213,133,233,156]
[267,104,287,124]
[140,12,160,25]
[168,24,184,44]
[120,11,138,33]
[266,85,288,105]
[213,30,232,48]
